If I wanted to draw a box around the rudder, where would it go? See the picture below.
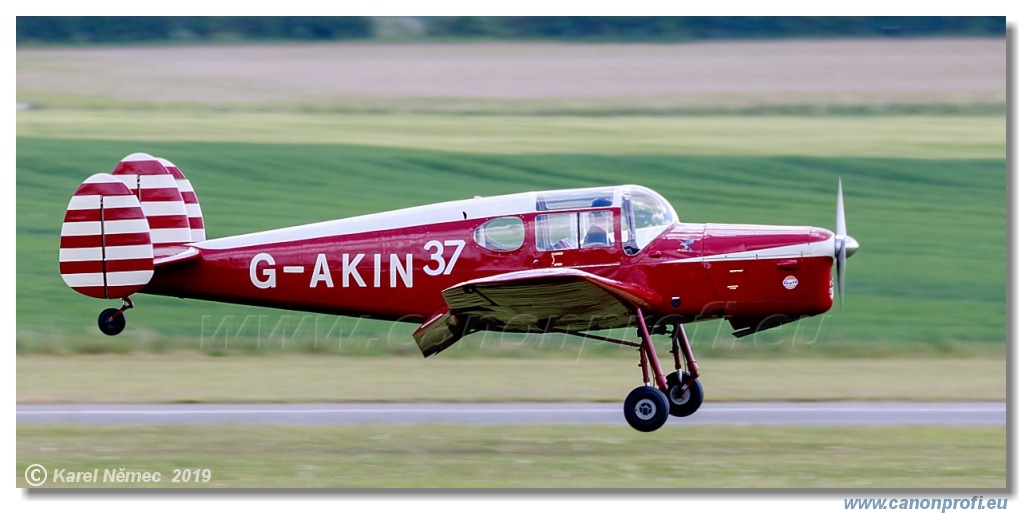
[157,157,206,242]
[59,173,155,299]
[111,153,193,248]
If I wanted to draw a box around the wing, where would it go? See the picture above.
[413,268,661,357]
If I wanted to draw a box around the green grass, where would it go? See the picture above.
[17,355,1006,403]
[16,424,1006,488]
[17,134,1005,353]
[16,110,1005,158]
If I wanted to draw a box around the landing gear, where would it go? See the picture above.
[625,313,703,430]
[555,313,705,432]
[623,386,669,432]
[666,372,703,417]
[666,322,703,417]
[97,298,133,336]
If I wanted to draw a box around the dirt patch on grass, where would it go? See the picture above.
[17,38,1005,111]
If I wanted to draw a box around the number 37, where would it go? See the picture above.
[423,240,465,276]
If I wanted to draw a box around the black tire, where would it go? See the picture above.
[97,308,126,336]
[666,372,704,417]
[623,386,670,432]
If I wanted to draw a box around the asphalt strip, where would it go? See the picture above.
[16,402,1006,426]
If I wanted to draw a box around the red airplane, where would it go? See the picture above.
[59,153,859,432]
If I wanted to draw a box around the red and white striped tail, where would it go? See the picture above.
[111,153,193,248]
[60,153,208,300]
[158,157,206,243]
[59,174,155,299]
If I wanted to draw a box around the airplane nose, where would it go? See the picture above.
[843,235,860,258]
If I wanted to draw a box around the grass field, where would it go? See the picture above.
[16,424,1006,488]
[16,111,1006,158]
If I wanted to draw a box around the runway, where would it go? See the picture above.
[17,402,1005,426]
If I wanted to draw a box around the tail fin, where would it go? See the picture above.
[59,174,155,299]
[157,157,206,243]
[59,153,207,299]
[111,153,192,250]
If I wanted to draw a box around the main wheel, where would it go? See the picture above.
[623,386,670,432]
[97,308,126,336]
[666,372,704,417]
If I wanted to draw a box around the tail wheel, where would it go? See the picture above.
[97,308,126,336]
[666,372,704,417]
[623,386,670,432]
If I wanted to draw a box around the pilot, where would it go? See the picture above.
[583,197,613,247]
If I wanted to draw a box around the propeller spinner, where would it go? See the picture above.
[835,179,860,309]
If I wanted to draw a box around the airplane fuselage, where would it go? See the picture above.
[144,201,836,334]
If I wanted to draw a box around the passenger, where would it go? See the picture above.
[583,198,612,247]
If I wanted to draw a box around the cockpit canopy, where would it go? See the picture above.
[535,185,677,254]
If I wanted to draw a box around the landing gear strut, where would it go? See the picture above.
[554,312,705,432]
[97,297,133,336]
[624,311,704,431]
[666,323,703,417]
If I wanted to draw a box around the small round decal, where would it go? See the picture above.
[782,275,799,290]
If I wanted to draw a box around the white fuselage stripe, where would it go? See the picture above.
[197,192,540,250]
[662,237,836,264]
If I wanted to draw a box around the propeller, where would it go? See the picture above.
[835,179,860,310]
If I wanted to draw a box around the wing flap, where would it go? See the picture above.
[415,268,660,357]
[413,310,461,357]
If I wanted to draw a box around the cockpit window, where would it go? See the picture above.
[632,190,672,231]
[581,210,615,248]
[473,216,525,252]
[535,213,578,251]
[622,187,676,255]
[535,210,616,251]
[529,184,674,255]
[537,187,616,211]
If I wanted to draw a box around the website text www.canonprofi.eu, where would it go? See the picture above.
[844,497,1008,513]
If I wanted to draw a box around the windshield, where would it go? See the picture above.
[621,186,677,254]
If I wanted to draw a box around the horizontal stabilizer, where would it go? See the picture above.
[153,245,201,266]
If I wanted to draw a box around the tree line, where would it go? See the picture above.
[17,16,1005,45]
